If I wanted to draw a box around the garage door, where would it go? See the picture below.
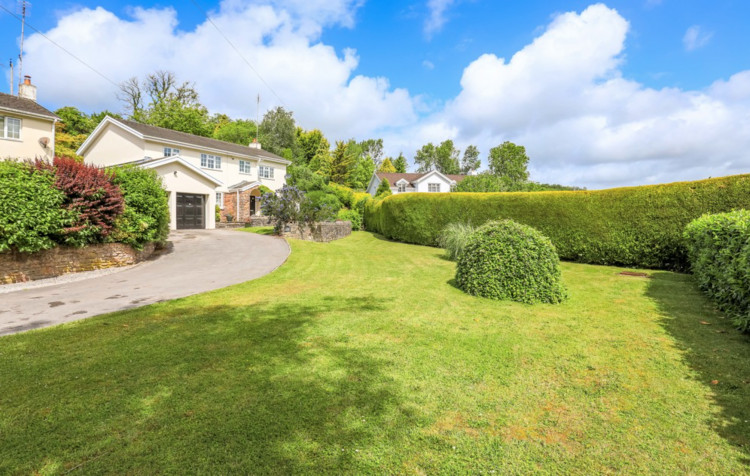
[176,193,205,229]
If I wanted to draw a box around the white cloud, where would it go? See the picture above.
[21,0,415,140]
[403,4,750,188]
[17,2,750,189]
[683,25,713,51]
[424,0,456,38]
[422,60,435,70]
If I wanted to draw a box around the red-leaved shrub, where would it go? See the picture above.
[35,156,124,246]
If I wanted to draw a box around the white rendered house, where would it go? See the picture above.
[79,116,290,230]
[366,171,467,196]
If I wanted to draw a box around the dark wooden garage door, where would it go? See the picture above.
[176,193,205,229]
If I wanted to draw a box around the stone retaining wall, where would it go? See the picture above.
[281,221,352,242]
[0,242,157,284]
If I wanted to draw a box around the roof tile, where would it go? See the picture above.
[114,117,289,164]
[0,92,58,120]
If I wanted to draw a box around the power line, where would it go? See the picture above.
[0,4,120,89]
[188,0,286,107]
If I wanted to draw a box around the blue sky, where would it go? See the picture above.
[0,1,749,187]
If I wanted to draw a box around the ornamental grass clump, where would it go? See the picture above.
[455,219,567,304]
[437,222,476,260]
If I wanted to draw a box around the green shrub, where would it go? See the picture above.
[110,166,169,249]
[365,174,750,271]
[375,178,392,198]
[337,208,363,231]
[35,156,124,247]
[437,223,476,260]
[259,185,272,195]
[215,204,221,223]
[306,191,343,214]
[353,193,371,214]
[455,220,567,304]
[0,161,69,253]
[287,164,327,192]
[684,210,750,332]
[326,183,355,208]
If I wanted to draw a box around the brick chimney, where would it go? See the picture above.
[18,75,37,102]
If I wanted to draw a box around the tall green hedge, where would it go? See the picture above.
[0,161,69,253]
[684,210,750,331]
[364,174,750,271]
[110,166,170,249]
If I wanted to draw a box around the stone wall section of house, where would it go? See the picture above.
[0,242,157,284]
[281,221,352,242]
[220,188,262,223]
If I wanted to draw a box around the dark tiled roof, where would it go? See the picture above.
[114,117,289,164]
[0,92,58,120]
[376,172,467,186]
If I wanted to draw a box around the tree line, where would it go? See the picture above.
[53,70,581,192]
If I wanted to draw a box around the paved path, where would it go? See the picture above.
[0,230,289,336]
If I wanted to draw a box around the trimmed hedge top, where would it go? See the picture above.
[365,174,750,271]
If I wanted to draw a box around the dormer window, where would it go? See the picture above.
[164,147,180,157]
[397,183,407,193]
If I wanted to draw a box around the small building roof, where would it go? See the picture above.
[0,92,59,120]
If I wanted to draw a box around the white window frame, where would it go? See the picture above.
[200,153,222,170]
[164,147,180,157]
[239,160,252,174]
[259,165,274,179]
[0,116,21,140]
[428,183,441,192]
[397,183,407,193]
[216,192,224,209]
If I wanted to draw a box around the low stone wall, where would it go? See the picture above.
[281,221,352,242]
[249,216,273,227]
[0,242,157,284]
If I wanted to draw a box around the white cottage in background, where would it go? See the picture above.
[79,116,290,230]
[366,171,467,196]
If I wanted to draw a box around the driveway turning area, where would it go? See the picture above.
[0,230,289,336]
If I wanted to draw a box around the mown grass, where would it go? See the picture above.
[239,226,275,235]
[1,232,749,474]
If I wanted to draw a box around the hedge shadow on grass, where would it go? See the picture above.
[0,296,416,474]
[646,272,750,466]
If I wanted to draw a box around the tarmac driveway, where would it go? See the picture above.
[0,230,290,336]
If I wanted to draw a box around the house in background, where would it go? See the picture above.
[79,116,290,230]
[0,76,58,161]
[367,171,467,196]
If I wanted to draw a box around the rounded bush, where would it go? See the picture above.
[455,220,567,304]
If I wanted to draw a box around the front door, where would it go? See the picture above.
[176,193,205,229]
[250,195,257,216]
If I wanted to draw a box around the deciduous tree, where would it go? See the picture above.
[488,141,530,183]
[461,145,481,174]
[259,106,298,157]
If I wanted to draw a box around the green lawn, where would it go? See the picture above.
[239,226,275,236]
[1,232,749,474]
